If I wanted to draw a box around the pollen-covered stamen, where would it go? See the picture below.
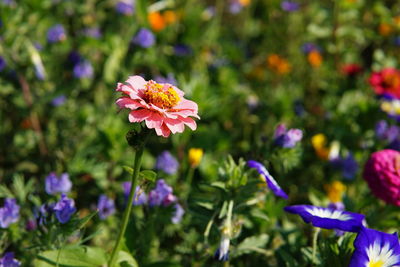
[143,80,180,109]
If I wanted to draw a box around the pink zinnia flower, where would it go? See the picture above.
[369,68,400,98]
[363,149,400,206]
[116,76,199,137]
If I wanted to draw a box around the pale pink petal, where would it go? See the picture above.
[126,76,147,90]
[116,97,143,110]
[145,112,164,129]
[174,99,198,111]
[164,118,185,134]
[179,116,197,130]
[128,109,152,123]
[169,109,200,119]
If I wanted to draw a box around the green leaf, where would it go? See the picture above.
[139,170,157,183]
[34,246,107,267]
[117,251,138,267]
[78,210,98,229]
[234,234,270,257]
[123,166,134,175]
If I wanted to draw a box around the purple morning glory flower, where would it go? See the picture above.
[0,199,20,228]
[174,44,192,57]
[284,205,365,232]
[301,42,320,54]
[122,182,147,205]
[53,194,76,224]
[148,179,177,207]
[155,151,179,175]
[0,56,6,72]
[0,252,20,267]
[341,153,358,179]
[171,203,184,224]
[155,73,177,85]
[327,202,346,236]
[47,24,66,43]
[281,1,300,12]
[97,195,115,220]
[51,95,66,107]
[115,0,134,16]
[132,28,155,48]
[73,60,93,79]
[247,160,288,199]
[273,124,303,148]
[45,172,72,195]
[375,120,388,139]
[349,227,400,267]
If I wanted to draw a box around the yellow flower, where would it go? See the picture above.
[267,54,291,75]
[307,50,323,68]
[324,181,346,203]
[239,0,251,6]
[163,10,178,24]
[311,134,330,160]
[189,148,203,168]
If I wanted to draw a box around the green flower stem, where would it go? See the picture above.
[108,146,144,267]
[312,227,321,266]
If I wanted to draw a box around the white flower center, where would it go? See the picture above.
[305,207,351,221]
[366,241,400,267]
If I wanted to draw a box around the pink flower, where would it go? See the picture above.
[369,68,400,98]
[116,76,199,137]
[363,149,400,206]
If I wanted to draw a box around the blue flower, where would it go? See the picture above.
[115,0,134,16]
[53,194,76,224]
[340,153,358,179]
[122,182,147,205]
[0,56,6,72]
[214,231,230,261]
[47,24,66,43]
[247,160,288,199]
[0,252,20,267]
[349,227,400,267]
[82,27,102,39]
[155,73,177,85]
[45,172,72,195]
[73,60,93,79]
[375,120,389,139]
[284,205,364,232]
[35,203,54,226]
[173,44,192,57]
[132,28,155,48]
[281,1,300,12]
[97,195,115,220]
[301,42,320,54]
[51,95,67,107]
[155,151,179,175]
[148,179,177,207]
[273,124,303,148]
[0,199,20,228]
[171,203,184,224]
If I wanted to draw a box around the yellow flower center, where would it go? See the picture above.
[368,260,383,267]
[143,80,180,109]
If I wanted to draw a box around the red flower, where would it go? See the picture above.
[369,68,400,98]
[341,63,363,76]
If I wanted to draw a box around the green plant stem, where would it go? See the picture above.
[108,147,144,267]
[312,227,321,266]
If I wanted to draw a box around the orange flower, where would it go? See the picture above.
[307,50,322,68]
[148,12,166,32]
[239,0,251,6]
[163,10,178,24]
[267,54,291,75]
[379,23,393,36]
[325,181,346,203]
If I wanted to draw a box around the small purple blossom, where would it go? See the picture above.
[155,151,179,175]
[51,95,66,107]
[0,252,20,267]
[284,205,364,232]
[229,1,243,14]
[0,199,20,228]
[115,0,134,16]
[45,172,72,195]
[155,73,177,85]
[36,203,54,226]
[301,42,320,54]
[68,51,82,65]
[47,24,66,43]
[97,195,115,220]
[171,203,184,224]
[132,28,155,48]
[82,27,102,39]
[53,194,76,224]
[0,56,6,72]
[281,1,300,12]
[174,44,192,57]
[148,179,177,207]
[122,182,147,205]
[274,124,303,148]
[73,60,93,79]
[375,120,388,139]
[25,218,37,231]
[394,36,400,46]
[341,153,358,179]
[247,160,288,199]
